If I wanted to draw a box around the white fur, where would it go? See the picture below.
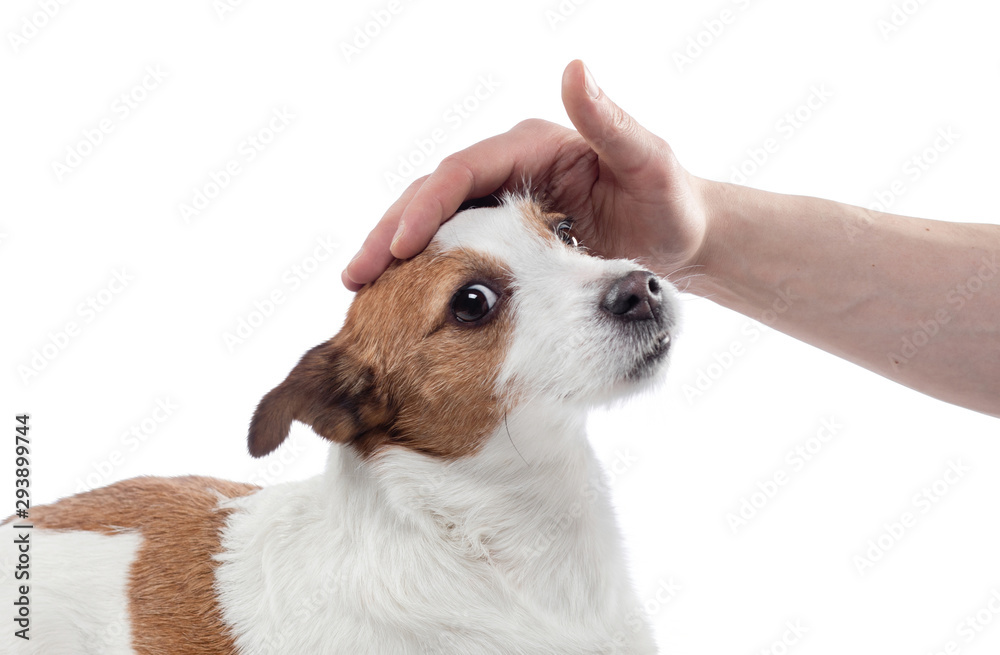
[216,409,656,654]
[436,201,679,403]
[6,198,677,654]
[215,199,676,654]
[1,529,140,654]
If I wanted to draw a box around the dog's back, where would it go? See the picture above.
[3,477,256,654]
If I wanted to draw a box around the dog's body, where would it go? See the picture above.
[4,196,677,654]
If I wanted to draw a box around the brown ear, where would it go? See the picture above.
[247,341,394,458]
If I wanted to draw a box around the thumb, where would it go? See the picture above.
[561,60,658,175]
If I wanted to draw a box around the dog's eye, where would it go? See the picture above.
[556,220,579,248]
[451,284,499,323]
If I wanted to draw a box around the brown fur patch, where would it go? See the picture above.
[29,476,258,655]
[249,244,515,460]
[514,195,570,243]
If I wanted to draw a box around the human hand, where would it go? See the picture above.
[342,60,711,291]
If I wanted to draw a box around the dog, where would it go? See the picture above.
[3,194,678,654]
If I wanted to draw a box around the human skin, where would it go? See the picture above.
[343,60,1000,418]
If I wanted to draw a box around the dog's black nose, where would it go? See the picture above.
[601,271,661,321]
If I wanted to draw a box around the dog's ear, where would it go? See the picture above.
[247,341,393,458]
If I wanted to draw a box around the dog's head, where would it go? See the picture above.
[248,194,678,460]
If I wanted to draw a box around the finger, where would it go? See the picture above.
[342,176,427,289]
[341,217,398,290]
[561,59,658,177]
[341,269,364,292]
[390,121,558,259]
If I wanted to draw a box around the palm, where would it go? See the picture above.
[492,121,704,279]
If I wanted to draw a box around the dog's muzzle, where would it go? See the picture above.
[601,270,675,379]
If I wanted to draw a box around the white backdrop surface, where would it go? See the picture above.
[2,0,999,653]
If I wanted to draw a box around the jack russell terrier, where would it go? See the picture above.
[4,194,678,654]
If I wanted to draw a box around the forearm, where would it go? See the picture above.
[687,179,1000,417]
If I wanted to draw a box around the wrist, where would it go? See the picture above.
[682,176,737,299]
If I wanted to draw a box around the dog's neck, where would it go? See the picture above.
[220,403,655,652]
[324,402,631,607]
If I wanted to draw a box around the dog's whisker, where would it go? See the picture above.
[504,411,530,468]
[666,263,706,279]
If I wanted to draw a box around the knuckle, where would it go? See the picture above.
[439,153,467,171]
[513,118,550,133]
[406,175,431,193]
[439,155,476,186]
[609,105,638,139]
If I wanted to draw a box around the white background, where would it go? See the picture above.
[2,0,999,653]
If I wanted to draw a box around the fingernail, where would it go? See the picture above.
[391,222,405,252]
[583,64,600,99]
[341,268,358,289]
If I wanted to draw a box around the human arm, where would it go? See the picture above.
[694,181,1000,416]
[343,60,1000,417]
